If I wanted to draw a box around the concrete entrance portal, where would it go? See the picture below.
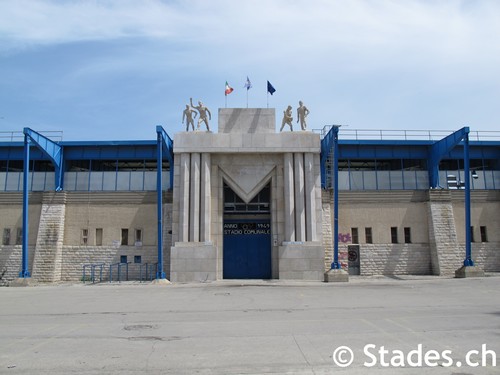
[170,108,325,282]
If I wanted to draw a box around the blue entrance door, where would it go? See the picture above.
[223,219,271,279]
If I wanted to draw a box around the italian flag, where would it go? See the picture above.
[225,81,234,95]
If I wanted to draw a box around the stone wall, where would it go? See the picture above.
[355,244,431,276]
[170,243,217,282]
[31,192,66,282]
[471,243,500,272]
[61,245,160,282]
[0,193,41,285]
[321,190,333,271]
[427,191,462,275]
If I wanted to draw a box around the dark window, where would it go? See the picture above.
[391,227,398,244]
[96,228,103,246]
[2,228,11,245]
[121,229,129,246]
[404,227,411,243]
[135,229,142,244]
[6,160,23,172]
[32,160,55,172]
[224,182,270,214]
[402,159,427,171]
[90,160,117,172]
[480,226,488,242]
[120,255,127,264]
[351,228,359,244]
[469,226,475,243]
[67,160,90,172]
[81,229,88,245]
[365,227,373,244]
[16,228,22,245]
[376,159,403,171]
[134,255,142,264]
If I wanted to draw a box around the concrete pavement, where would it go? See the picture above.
[1,276,499,374]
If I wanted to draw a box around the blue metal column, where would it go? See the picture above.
[156,130,166,279]
[331,126,341,269]
[463,132,474,267]
[20,134,31,278]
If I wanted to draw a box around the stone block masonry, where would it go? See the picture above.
[62,245,160,282]
[427,190,463,276]
[357,244,431,276]
[31,192,67,282]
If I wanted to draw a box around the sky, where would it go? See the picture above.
[1,0,499,141]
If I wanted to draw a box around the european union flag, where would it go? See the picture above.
[267,81,276,95]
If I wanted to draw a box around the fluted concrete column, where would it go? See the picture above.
[294,153,306,241]
[190,152,201,242]
[179,153,190,242]
[304,153,317,241]
[283,153,295,242]
[200,153,211,242]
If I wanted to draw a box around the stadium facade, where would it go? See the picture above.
[1,108,499,285]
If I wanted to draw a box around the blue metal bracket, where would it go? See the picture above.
[428,127,474,268]
[156,125,174,190]
[428,127,469,188]
[23,127,64,191]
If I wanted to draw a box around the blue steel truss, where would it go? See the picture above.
[320,126,475,271]
[20,128,64,278]
[23,128,64,191]
[428,127,469,188]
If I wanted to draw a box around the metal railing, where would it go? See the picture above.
[82,263,105,284]
[0,130,63,142]
[317,126,500,142]
[109,262,131,282]
[139,263,158,282]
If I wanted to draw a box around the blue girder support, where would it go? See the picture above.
[428,127,469,188]
[23,127,64,191]
[20,134,31,278]
[20,128,64,278]
[463,132,474,267]
[320,126,342,270]
[155,126,173,280]
[320,126,340,189]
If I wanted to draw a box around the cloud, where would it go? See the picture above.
[2,0,499,81]
[1,0,499,137]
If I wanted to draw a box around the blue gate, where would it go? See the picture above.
[223,219,271,279]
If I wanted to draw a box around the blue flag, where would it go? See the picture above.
[244,76,252,90]
[267,81,276,95]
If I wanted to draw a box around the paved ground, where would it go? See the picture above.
[1,275,499,374]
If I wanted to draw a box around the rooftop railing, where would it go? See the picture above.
[0,131,63,142]
[317,126,500,142]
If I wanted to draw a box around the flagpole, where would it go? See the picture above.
[225,94,227,108]
[246,89,249,108]
[267,92,269,109]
